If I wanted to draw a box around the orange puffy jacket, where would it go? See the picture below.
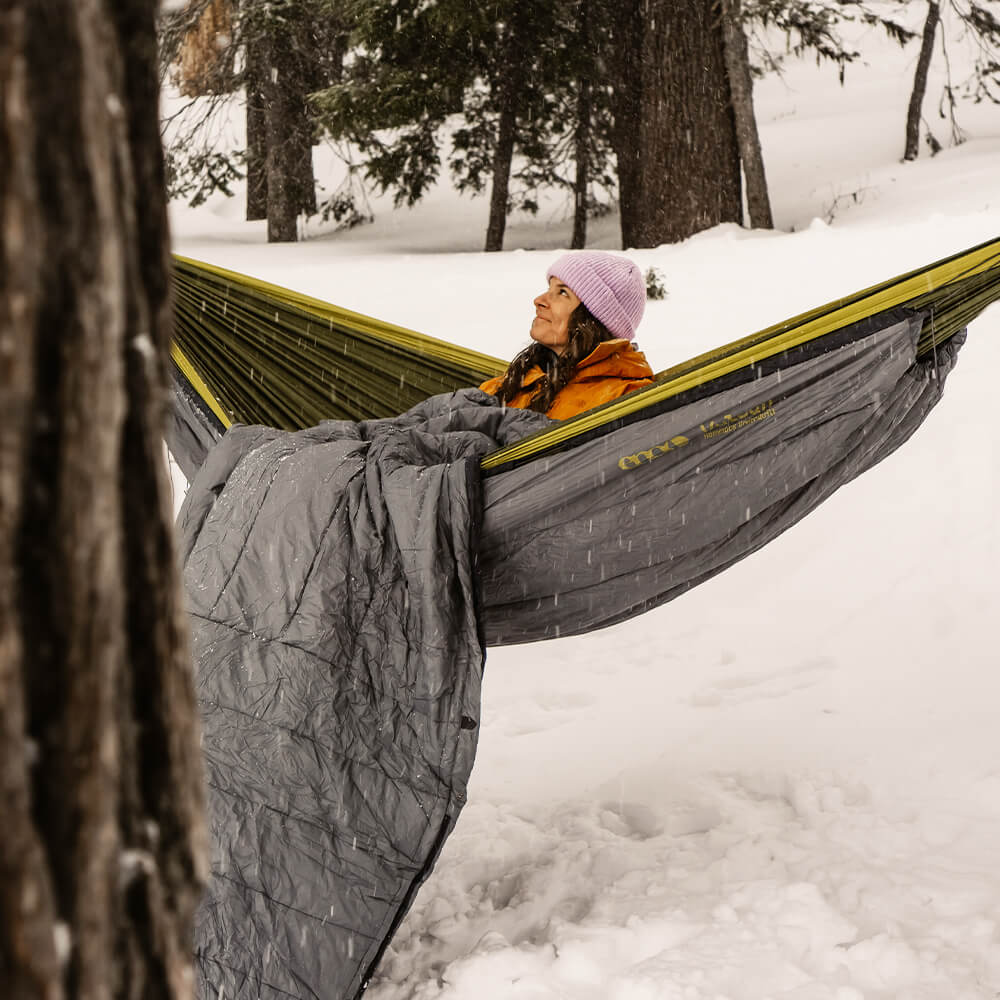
[479,339,655,420]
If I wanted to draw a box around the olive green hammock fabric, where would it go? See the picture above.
[168,235,1000,641]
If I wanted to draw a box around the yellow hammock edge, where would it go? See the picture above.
[171,341,232,429]
[169,238,1000,468]
[481,235,1000,471]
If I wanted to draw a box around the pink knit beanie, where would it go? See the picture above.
[547,251,646,341]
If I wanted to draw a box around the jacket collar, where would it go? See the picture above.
[521,339,647,385]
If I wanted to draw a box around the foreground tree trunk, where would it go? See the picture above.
[720,0,773,229]
[0,3,207,996]
[904,0,941,161]
[615,0,742,248]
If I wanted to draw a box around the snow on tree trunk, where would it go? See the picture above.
[904,1,941,161]
[720,0,773,230]
[616,0,742,248]
[0,3,206,997]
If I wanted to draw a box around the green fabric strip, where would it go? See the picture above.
[171,255,506,428]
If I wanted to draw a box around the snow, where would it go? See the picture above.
[168,16,1000,999]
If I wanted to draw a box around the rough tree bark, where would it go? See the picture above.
[720,0,773,229]
[484,95,519,252]
[614,0,742,248]
[904,0,941,161]
[245,22,268,221]
[484,13,532,253]
[611,0,644,250]
[0,3,207,997]
[260,4,317,242]
[570,0,592,250]
[484,58,521,250]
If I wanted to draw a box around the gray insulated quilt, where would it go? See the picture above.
[178,307,964,999]
[176,393,550,1000]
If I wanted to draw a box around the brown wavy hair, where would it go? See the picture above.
[494,304,618,414]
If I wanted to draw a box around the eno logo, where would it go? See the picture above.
[618,435,690,471]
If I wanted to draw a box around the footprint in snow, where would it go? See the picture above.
[688,657,837,708]
[598,801,665,840]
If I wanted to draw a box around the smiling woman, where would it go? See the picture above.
[479,251,655,420]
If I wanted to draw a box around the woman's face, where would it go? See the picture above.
[530,277,580,355]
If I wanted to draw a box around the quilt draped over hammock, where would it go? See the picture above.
[177,394,550,1000]
[177,304,964,998]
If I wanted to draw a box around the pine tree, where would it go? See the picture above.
[314,0,601,251]
[160,0,350,240]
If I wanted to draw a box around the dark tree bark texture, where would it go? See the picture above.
[245,26,269,222]
[0,3,207,998]
[485,98,519,252]
[260,6,318,243]
[904,1,940,161]
[612,0,644,251]
[570,78,592,250]
[484,15,530,253]
[615,0,742,248]
[720,0,773,229]
[571,0,593,250]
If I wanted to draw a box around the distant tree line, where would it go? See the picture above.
[158,0,1000,248]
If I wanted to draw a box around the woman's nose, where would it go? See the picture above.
[534,291,548,309]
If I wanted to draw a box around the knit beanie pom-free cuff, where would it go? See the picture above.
[547,251,646,341]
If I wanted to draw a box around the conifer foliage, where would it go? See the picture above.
[159,0,999,249]
[311,0,598,251]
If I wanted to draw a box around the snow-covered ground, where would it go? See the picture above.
[169,16,1000,999]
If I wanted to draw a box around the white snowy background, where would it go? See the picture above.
[167,11,1000,999]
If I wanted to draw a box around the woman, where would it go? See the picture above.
[480,251,654,420]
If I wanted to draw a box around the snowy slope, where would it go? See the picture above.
[169,17,1000,998]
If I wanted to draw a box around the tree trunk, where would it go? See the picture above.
[260,6,317,242]
[720,0,773,229]
[616,0,742,248]
[0,3,207,997]
[611,0,644,249]
[178,0,236,97]
[570,81,592,250]
[484,68,521,252]
[245,25,268,221]
[571,0,592,250]
[904,1,941,161]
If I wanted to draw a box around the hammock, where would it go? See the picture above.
[174,240,998,997]
[169,237,1000,643]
